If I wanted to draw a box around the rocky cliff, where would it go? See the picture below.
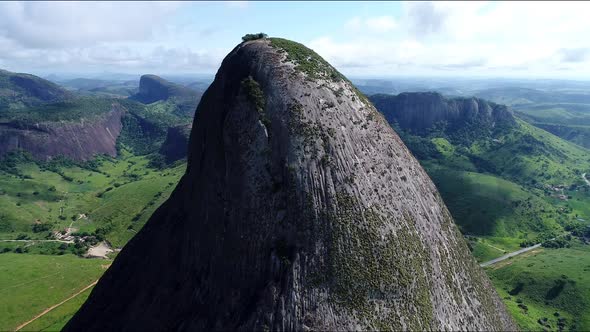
[159,123,191,163]
[130,74,201,104]
[129,74,202,117]
[370,92,516,134]
[0,104,124,161]
[65,38,516,331]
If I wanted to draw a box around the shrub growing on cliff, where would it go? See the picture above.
[269,37,344,83]
[241,76,270,129]
[241,76,265,111]
[242,33,268,42]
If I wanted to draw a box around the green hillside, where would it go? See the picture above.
[0,150,183,247]
[0,150,185,329]
[425,166,560,238]
[378,96,590,257]
[129,74,201,117]
[0,68,197,330]
[0,97,116,124]
[371,92,590,330]
[487,241,590,331]
[516,103,590,149]
[116,99,192,156]
[0,69,71,110]
[0,253,107,331]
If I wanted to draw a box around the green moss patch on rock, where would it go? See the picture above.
[269,38,344,82]
[240,76,270,129]
[326,191,434,330]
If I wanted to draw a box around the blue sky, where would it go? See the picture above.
[1,1,590,79]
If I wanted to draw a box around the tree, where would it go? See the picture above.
[242,33,268,42]
[31,222,52,233]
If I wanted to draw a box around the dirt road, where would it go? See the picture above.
[0,239,73,244]
[13,280,98,331]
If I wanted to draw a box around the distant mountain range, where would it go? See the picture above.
[0,70,196,162]
[2,62,590,331]
[130,74,199,104]
[356,78,590,150]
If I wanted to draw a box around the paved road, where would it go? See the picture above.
[480,232,570,267]
[480,243,543,267]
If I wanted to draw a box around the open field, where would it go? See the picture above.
[487,241,590,331]
[0,254,108,331]
[21,286,94,331]
[0,151,184,248]
[0,151,184,329]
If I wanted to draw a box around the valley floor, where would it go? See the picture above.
[1,140,590,330]
[0,151,184,330]
[0,254,107,331]
[14,278,99,331]
[486,241,590,331]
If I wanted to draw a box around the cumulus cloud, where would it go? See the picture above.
[0,1,227,74]
[0,40,224,74]
[148,46,224,71]
[309,1,590,77]
[404,2,450,37]
[2,1,590,77]
[0,1,183,48]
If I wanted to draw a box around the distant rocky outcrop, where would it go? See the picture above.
[159,123,191,163]
[0,104,124,161]
[130,74,201,104]
[370,92,516,134]
[129,74,202,117]
[0,69,72,108]
[65,38,515,331]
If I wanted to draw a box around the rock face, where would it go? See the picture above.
[370,92,516,134]
[159,123,192,163]
[130,74,200,105]
[65,38,516,331]
[129,74,202,116]
[0,104,124,161]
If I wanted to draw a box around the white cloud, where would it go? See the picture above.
[0,1,184,48]
[0,40,224,74]
[403,1,452,38]
[366,16,398,33]
[0,1,227,74]
[310,1,590,77]
[346,16,397,33]
[2,1,590,78]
